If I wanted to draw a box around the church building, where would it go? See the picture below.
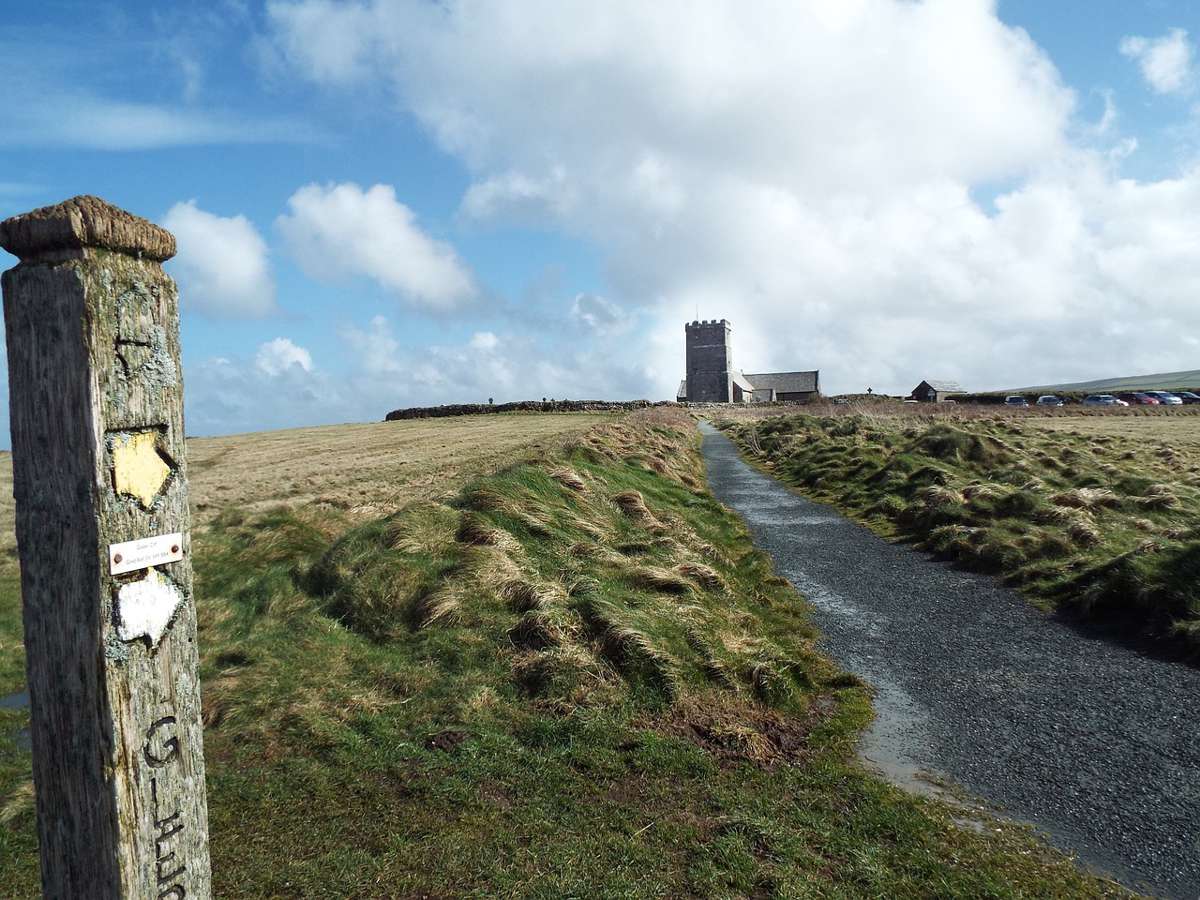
[675,319,820,404]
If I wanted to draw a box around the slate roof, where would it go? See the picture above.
[743,371,820,394]
[918,379,965,393]
[732,371,756,392]
[676,370,821,399]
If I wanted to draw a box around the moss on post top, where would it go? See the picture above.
[0,195,175,263]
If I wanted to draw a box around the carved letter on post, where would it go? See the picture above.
[0,197,212,898]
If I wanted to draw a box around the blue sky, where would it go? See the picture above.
[1,0,1199,443]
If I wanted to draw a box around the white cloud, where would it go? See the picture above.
[174,310,658,439]
[162,201,276,317]
[469,331,499,350]
[276,182,476,311]
[0,14,322,151]
[255,337,313,376]
[186,347,343,436]
[260,0,379,85]
[1120,28,1194,95]
[570,294,633,336]
[266,1,1200,397]
[461,168,576,222]
[341,316,649,408]
[0,93,321,151]
[340,314,403,376]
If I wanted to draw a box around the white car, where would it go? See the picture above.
[1036,395,1064,407]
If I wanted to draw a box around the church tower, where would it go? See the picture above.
[685,319,733,403]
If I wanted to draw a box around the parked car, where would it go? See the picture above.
[1036,395,1064,407]
[1116,392,1160,405]
[1083,394,1128,407]
[1004,395,1029,407]
[1144,391,1183,406]
[1173,391,1200,405]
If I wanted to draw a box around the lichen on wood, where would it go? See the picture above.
[1,198,211,898]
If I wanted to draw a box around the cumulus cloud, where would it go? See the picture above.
[276,182,476,310]
[469,331,499,350]
[162,201,276,317]
[461,168,576,223]
[255,337,313,376]
[571,294,633,336]
[1120,28,1193,95]
[266,1,1200,396]
[341,316,650,406]
[176,310,665,440]
[186,347,343,436]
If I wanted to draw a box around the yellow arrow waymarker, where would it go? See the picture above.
[112,431,171,507]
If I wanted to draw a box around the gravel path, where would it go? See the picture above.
[700,422,1200,898]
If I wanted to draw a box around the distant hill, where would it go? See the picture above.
[1005,369,1200,394]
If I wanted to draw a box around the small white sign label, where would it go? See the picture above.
[110,532,184,575]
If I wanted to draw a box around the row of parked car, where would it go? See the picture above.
[1004,391,1200,407]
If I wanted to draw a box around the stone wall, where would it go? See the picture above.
[384,399,668,421]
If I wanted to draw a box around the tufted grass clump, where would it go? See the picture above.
[309,512,469,641]
[727,412,1200,654]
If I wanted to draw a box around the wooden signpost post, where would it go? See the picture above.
[0,197,212,898]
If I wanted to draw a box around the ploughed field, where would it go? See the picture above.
[0,411,1126,896]
[722,407,1200,655]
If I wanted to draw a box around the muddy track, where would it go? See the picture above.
[699,422,1200,898]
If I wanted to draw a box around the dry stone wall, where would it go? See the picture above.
[384,399,669,421]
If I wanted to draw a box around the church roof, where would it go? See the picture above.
[917,379,965,393]
[743,371,820,393]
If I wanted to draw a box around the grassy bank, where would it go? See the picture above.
[0,410,1122,896]
[722,411,1200,655]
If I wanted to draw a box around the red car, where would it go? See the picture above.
[1117,392,1160,405]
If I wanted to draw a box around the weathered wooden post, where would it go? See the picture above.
[0,197,211,898]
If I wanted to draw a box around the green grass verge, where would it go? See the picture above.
[722,413,1200,655]
[0,411,1126,896]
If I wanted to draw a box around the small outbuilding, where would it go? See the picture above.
[911,379,964,403]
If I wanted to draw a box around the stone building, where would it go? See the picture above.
[910,379,965,403]
[676,319,819,403]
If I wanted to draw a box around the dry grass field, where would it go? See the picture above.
[1026,412,1200,449]
[0,412,615,557]
[183,412,619,521]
